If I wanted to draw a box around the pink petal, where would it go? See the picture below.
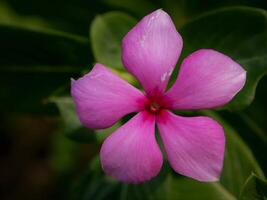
[122,9,183,97]
[157,110,225,182]
[71,63,148,129]
[100,111,163,183]
[164,49,246,110]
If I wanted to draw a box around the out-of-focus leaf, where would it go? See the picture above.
[70,157,121,200]
[50,129,80,173]
[0,1,51,29]
[0,24,92,113]
[102,0,157,17]
[178,7,267,110]
[163,0,267,26]
[90,12,136,69]
[70,110,263,199]
[0,24,91,65]
[4,0,108,35]
[51,96,96,143]
[239,173,267,200]
[167,178,236,200]
[49,127,87,200]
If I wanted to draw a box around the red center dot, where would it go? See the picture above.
[146,101,161,114]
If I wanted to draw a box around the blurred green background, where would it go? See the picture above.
[0,0,267,199]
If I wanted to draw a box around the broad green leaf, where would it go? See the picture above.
[0,24,92,113]
[70,110,263,199]
[51,96,95,143]
[239,174,267,200]
[90,12,137,69]
[179,7,267,110]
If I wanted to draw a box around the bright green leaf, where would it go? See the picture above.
[90,12,136,69]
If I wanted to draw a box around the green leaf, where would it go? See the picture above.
[179,7,267,110]
[201,111,265,197]
[167,178,236,200]
[49,129,80,173]
[0,24,92,113]
[0,1,51,30]
[239,174,267,200]
[90,12,137,69]
[51,96,95,143]
[1,0,107,35]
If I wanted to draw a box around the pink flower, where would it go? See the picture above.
[71,9,246,183]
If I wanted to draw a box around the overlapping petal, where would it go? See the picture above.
[71,63,147,129]
[157,110,225,182]
[122,9,183,97]
[100,111,163,183]
[164,49,246,110]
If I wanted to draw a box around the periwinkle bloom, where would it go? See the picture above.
[71,9,246,183]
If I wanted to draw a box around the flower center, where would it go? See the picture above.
[147,101,161,114]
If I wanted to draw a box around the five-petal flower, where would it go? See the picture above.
[71,9,246,183]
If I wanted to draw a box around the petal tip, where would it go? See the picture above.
[195,175,220,182]
[151,8,168,17]
[70,78,76,85]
